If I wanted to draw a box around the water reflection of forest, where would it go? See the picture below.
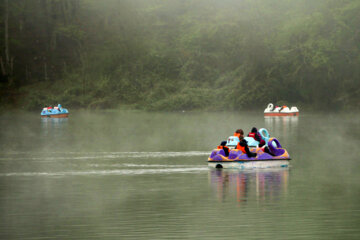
[209,168,289,204]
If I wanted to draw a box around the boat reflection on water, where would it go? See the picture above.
[40,117,68,138]
[208,168,289,205]
[264,116,299,143]
[41,117,68,125]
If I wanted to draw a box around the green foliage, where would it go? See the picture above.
[146,87,215,111]
[1,0,359,111]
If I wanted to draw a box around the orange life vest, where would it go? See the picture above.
[236,143,246,153]
[234,132,241,139]
[217,145,229,151]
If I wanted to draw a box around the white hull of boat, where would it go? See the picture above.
[208,160,290,169]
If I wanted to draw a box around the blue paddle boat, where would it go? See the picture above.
[41,104,69,118]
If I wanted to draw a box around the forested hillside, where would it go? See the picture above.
[1,0,359,111]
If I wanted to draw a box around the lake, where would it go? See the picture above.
[0,110,359,239]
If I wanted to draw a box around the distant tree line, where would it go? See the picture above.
[0,0,359,111]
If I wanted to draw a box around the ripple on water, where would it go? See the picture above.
[0,167,208,177]
[0,151,210,161]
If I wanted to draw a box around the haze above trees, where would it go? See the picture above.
[1,0,359,111]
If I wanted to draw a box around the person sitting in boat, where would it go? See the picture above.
[234,129,243,139]
[259,145,275,156]
[248,127,265,147]
[57,104,62,112]
[217,141,230,157]
[248,127,261,141]
[235,129,257,158]
[279,105,288,112]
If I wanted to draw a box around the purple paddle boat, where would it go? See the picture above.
[208,138,291,169]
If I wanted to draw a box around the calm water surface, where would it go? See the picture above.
[0,110,359,239]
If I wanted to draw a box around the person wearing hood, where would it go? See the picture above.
[248,127,265,147]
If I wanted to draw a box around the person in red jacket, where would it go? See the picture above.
[248,127,265,147]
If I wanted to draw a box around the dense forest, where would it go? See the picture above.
[0,0,359,111]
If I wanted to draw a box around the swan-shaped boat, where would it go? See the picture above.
[264,103,299,116]
[41,104,69,118]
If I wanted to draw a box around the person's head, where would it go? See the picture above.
[235,129,243,135]
[220,141,227,146]
[235,129,244,139]
[251,127,257,133]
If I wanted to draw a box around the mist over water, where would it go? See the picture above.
[0,110,359,239]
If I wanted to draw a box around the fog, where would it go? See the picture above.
[1,111,360,239]
[0,0,359,111]
[1,1,360,239]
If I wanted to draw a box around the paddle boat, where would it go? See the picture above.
[41,104,69,118]
[264,103,299,116]
[208,128,291,169]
